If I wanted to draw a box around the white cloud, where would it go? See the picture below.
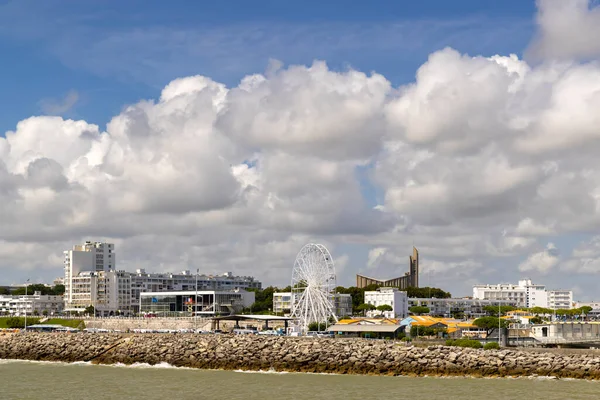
[526,0,600,61]
[519,243,560,273]
[39,89,79,115]
[5,1,600,297]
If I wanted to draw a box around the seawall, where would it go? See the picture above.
[2,333,600,379]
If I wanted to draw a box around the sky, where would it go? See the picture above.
[1,0,600,300]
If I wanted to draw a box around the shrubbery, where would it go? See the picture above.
[483,342,500,350]
[445,338,483,349]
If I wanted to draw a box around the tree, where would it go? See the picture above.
[409,306,430,315]
[580,306,593,315]
[405,287,451,299]
[308,321,327,331]
[42,310,49,317]
[52,284,65,296]
[356,303,376,316]
[0,287,10,295]
[473,316,510,335]
[376,304,393,313]
[483,305,517,316]
[410,325,446,337]
[84,305,95,316]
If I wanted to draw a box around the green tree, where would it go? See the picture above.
[356,303,376,316]
[307,321,327,331]
[410,325,446,337]
[530,316,544,324]
[42,310,49,317]
[409,306,430,315]
[376,304,393,313]
[473,316,510,335]
[405,287,451,299]
[0,287,10,295]
[84,305,95,316]
[51,284,65,296]
[483,305,517,316]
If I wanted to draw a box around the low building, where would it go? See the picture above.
[139,290,255,316]
[530,322,600,344]
[4,292,64,316]
[328,318,404,339]
[408,298,517,318]
[364,287,408,319]
[401,316,486,338]
[273,292,352,318]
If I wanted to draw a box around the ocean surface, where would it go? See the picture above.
[2,360,600,400]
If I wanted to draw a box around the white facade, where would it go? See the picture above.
[408,298,516,318]
[64,241,115,309]
[0,292,63,316]
[364,287,409,319]
[548,290,573,310]
[273,292,293,314]
[63,241,262,315]
[273,292,352,318]
[473,279,573,309]
[67,270,131,316]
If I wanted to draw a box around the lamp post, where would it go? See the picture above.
[498,286,502,346]
[24,278,30,332]
[195,268,198,331]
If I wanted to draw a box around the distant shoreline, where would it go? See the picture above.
[1,333,600,380]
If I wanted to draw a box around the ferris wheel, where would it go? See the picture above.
[290,243,338,333]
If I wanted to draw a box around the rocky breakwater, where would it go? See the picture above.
[2,333,600,379]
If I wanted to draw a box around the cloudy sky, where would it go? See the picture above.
[1,0,600,300]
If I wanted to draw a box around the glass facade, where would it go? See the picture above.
[140,292,250,316]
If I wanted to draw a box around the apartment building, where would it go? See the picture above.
[408,298,517,318]
[0,292,63,316]
[364,287,409,319]
[473,279,573,309]
[63,241,262,315]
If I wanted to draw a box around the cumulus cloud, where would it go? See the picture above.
[6,1,600,297]
[562,236,600,274]
[527,0,600,61]
[519,243,560,273]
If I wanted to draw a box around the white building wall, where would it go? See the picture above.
[473,279,570,309]
[364,288,408,319]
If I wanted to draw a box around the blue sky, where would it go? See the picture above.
[0,0,536,135]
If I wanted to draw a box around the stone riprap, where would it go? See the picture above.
[1,333,600,379]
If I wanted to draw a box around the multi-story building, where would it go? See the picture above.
[63,241,262,316]
[139,289,255,316]
[129,270,261,312]
[67,270,131,316]
[273,292,293,314]
[364,287,409,319]
[0,295,12,315]
[273,292,352,318]
[473,279,573,309]
[408,298,517,318]
[3,292,64,316]
[547,290,573,310]
[64,241,115,309]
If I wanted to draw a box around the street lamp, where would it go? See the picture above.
[24,278,30,332]
[195,268,199,331]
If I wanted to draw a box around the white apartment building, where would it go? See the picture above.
[548,290,573,310]
[67,270,131,316]
[273,292,353,318]
[364,287,409,319]
[63,241,262,315]
[408,298,516,318]
[0,292,64,316]
[64,241,114,309]
[0,295,12,315]
[473,279,573,309]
